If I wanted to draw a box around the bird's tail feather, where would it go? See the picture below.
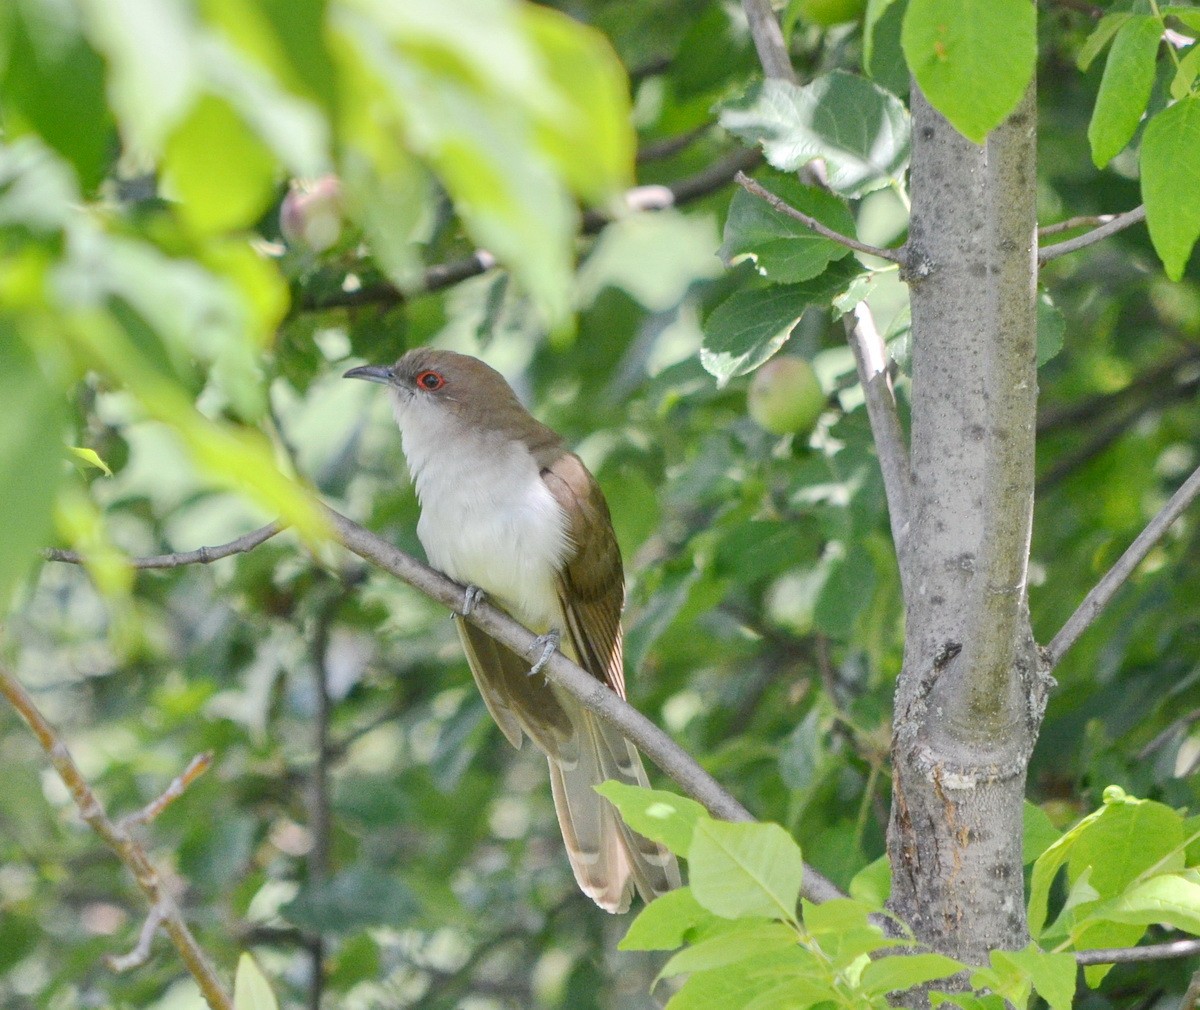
[549,701,681,913]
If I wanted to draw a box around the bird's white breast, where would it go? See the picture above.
[391,392,571,631]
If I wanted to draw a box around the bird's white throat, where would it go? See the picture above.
[390,389,570,630]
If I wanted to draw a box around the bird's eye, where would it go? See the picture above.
[415,370,445,391]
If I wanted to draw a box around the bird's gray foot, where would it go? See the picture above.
[461,585,486,617]
[527,630,561,678]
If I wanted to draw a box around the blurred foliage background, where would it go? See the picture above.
[1,0,1199,1007]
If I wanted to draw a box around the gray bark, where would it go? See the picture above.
[887,83,1050,962]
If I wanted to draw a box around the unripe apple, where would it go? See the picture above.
[747,356,826,436]
[280,175,343,252]
[793,0,867,26]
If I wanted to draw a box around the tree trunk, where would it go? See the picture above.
[887,82,1050,963]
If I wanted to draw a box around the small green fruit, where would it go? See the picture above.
[748,356,825,436]
[794,0,867,27]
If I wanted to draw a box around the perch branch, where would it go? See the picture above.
[0,668,232,1010]
[1039,205,1147,264]
[736,173,907,264]
[1046,461,1200,667]
[321,505,845,904]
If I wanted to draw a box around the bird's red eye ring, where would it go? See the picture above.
[416,370,445,391]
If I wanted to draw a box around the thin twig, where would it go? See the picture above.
[636,126,711,164]
[736,173,907,264]
[1075,937,1200,965]
[1039,205,1147,264]
[299,150,762,314]
[1046,462,1200,667]
[122,752,213,828]
[44,523,282,570]
[0,668,233,1010]
[321,505,845,904]
[106,903,168,972]
[1038,350,1200,434]
[741,0,797,82]
[844,302,914,560]
[1138,707,1200,761]
[1038,213,1119,238]
[586,148,763,227]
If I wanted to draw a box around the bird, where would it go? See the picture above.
[345,348,681,912]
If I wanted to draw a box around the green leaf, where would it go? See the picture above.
[76,0,199,156]
[1163,6,1200,34]
[995,948,1078,1010]
[860,953,965,996]
[1,3,113,189]
[1170,41,1200,101]
[720,72,911,197]
[233,953,279,1010]
[659,922,799,979]
[576,210,724,311]
[1076,13,1135,72]
[1086,874,1200,934]
[701,261,864,386]
[620,887,720,951]
[720,175,855,283]
[594,782,707,856]
[1087,16,1163,168]
[1036,289,1066,368]
[663,955,801,1009]
[849,853,892,905]
[688,819,804,921]
[1142,95,1200,280]
[901,0,1036,143]
[1066,797,1183,898]
[865,0,902,70]
[69,447,112,476]
[521,4,634,203]
[931,994,1007,1010]
[701,287,806,388]
[802,896,876,933]
[0,332,68,608]
[1023,801,1063,864]
[163,95,278,235]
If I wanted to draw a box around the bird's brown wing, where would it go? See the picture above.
[539,452,626,698]
[540,452,681,910]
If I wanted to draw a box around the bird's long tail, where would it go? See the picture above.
[548,699,682,913]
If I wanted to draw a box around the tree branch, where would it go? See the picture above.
[1046,461,1200,668]
[321,505,845,904]
[1075,937,1200,965]
[843,302,914,559]
[1038,205,1146,264]
[41,510,848,903]
[741,0,798,82]
[298,149,762,314]
[44,523,282,569]
[735,173,907,264]
[0,668,232,1010]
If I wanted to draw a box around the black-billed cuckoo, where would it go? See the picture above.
[345,349,680,912]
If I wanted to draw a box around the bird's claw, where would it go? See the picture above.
[461,585,485,617]
[527,630,560,679]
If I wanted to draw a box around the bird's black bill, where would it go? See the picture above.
[343,364,394,384]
